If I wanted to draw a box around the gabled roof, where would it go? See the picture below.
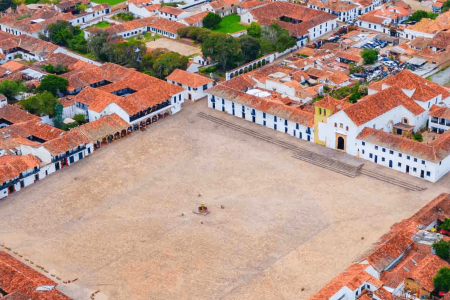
[166,69,214,87]
[0,251,71,299]
[0,105,40,124]
[343,86,425,126]
[0,155,41,183]
[158,5,185,15]
[73,114,129,142]
[0,120,63,142]
[181,11,208,25]
[308,0,358,12]
[409,254,450,292]
[314,95,352,113]
[40,130,90,156]
[429,105,450,119]
[248,2,337,37]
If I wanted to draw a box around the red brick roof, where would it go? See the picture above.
[248,2,337,37]
[181,11,208,25]
[0,155,41,184]
[0,252,71,300]
[344,86,425,126]
[148,17,186,34]
[409,254,450,292]
[239,0,267,9]
[158,5,185,15]
[0,105,40,124]
[429,105,450,119]
[167,69,213,87]
[308,0,358,12]
[314,95,352,113]
[368,70,450,101]
[74,114,129,142]
[41,130,90,156]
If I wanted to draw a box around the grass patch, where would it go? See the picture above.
[161,1,185,6]
[95,21,110,28]
[91,0,126,5]
[127,32,161,43]
[212,14,249,34]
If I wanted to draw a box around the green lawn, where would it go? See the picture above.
[126,32,161,43]
[91,0,126,5]
[212,14,249,34]
[95,21,110,28]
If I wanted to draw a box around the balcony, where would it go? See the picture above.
[51,146,86,163]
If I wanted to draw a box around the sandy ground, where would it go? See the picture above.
[146,38,201,56]
[1,100,449,300]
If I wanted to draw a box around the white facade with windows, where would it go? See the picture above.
[207,95,314,142]
[307,5,358,22]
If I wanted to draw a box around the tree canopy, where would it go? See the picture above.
[432,240,450,260]
[434,267,450,292]
[203,12,222,29]
[41,64,69,75]
[407,10,438,22]
[0,80,27,100]
[44,20,87,53]
[20,91,58,117]
[361,49,379,65]
[37,75,68,96]
[201,32,241,70]
[247,22,261,38]
[440,218,450,230]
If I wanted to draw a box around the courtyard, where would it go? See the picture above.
[146,38,201,56]
[0,100,449,300]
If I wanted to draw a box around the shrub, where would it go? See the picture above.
[73,114,87,124]
[434,267,450,292]
[413,132,423,142]
[433,240,450,260]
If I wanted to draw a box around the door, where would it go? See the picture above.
[420,170,425,178]
[79,152,83,160]
[55,162,60,171]
[374,155,378,163]
[389,160,393,168]
[188,94,192,100]
[337,136,345,150]
[406,165,410,173]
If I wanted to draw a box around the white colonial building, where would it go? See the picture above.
[167,69,214,101]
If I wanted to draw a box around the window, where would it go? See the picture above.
[346,126,349,131]
[285,120,288,126]
[375,146,378,150]
[427,171,431,177]
[263,112,266,118]
[324,110,326,116]
[389,150,394,154]
[274,116,277,122]
[414,158,418,162]
[422,160,425,165]
[296,124,299,130]
[382,157,385,162]
[362,142,365,146]
[369,153,373,158]
[319,108,322,114]
[407,156,410,160]
[334,123,337,127]
[362,150,365,154]
[399,153,402,158]
[398,162,401,167]
[373,124,376,129]
[413,167,417,172]
[340,123,343,128]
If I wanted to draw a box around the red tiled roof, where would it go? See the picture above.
[308,0,358,12]
[167,69,213,87]
[409,254,450,292]
[0,105,40,124]
[314,95,352,113]
[248,2,337,37]
[239,0,266,9]
[343,86,425,126]
[158,5,185,15]
[73,114,129,142]
[0,154,41,184]
[429,105,450,119]
[41,130,90,156]
[148,17,185,34]
[181,11,208,25]
[381,250,426,288]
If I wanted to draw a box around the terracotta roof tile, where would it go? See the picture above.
[40,130,90,156]
[73,114,129,142]
[239,0,267,9]
[343,86,425,126]
[314,95,352,113]
[148,17,185,34]
[308,0,358,12]
[167,69,213,87]
[409,254,450,292]
[181,11,208,25]
[0,155,41,184]
[249,2,337,37]
[158,5,185,15]
[0,105,40,124]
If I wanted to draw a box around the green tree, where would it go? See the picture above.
[0,80,26,100]
[41,64,69,74]
[45,20,87,53]
[407,10,438,22]
[443,0,450,12]
[53,102,63,128]
[75,3,88,12]
[20,91,58,116]
[37,75,68,96]
[433,240,450,259]
[88,33,114,62]
[247,22,261,38]
[238,35,260,62]
[73,114,87,124]
[153,52,188,79]
[441,218,450,230]
[203,12,222,29]
[361,48,379,65]
[201,32,241,70]
[434,267,450,292]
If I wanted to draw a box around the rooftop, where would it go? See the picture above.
[166,69,214,88]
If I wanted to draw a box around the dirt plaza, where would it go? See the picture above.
[0,100,449,300]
